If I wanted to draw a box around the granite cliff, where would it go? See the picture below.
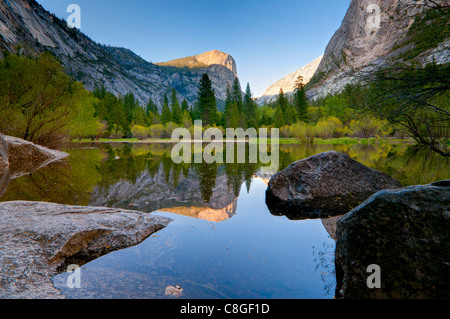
[307,0,449,99]
[256,55,323,105]
[258,0,448,103]
[0,0,238,108]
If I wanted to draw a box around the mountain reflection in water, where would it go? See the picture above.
[1,142,448,299]
[1,142,448,218]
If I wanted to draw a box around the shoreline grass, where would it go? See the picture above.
[72,137,417,145]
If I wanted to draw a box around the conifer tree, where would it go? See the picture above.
[285,104,297,125]
[123,93,137,124]
[170,88,182,125]
[146,97,159,118]
[181,109,193,128]
[196,73,218,126]
[160,94,172,125]
[294,76,309,123]
[111,98,129,136]
[181,99,190,113]
[273,104,285,128]
[232,78,243,114]
[224,82,233,127]
[243,83,259,129]
[228,102,240,129]
[277,89,288,114]
[132,106,148,126]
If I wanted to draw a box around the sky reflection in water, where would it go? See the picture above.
[1,142,448,299]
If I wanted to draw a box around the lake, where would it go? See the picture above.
[1,141,448,299]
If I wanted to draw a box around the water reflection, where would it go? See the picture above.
[1,142,449,218]
[2,141,448,299]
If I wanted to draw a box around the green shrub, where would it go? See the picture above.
[315,116,347,139]
[131,125,149,140]
[148,124,165,138]
[349,117,388,138]
[164,122,180,138]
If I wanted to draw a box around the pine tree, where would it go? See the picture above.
[181,99,190,113]
[195,73,218,126]
[93,85,107,100]
[111,99,129,136]
[243,83,259,129]
[232,78,243,114]
[294,76,309,123]
[181,109,193,128]
[228,102,240,129]
[132,106,148,126]
[273,104,285,128]
[224,82,233,127]
[147,110,156,126]
[277,88,290,124]
[170,88,182,125]
[160,94,172,125]
[285,104,297,125]
[146,97,159,118]
[123,93,137,124]
[277,89,288,114]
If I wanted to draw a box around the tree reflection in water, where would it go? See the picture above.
[1,141,448,299]
[1,141,448,213]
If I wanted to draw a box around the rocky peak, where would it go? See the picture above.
[256,55,323,105]
[307,0,449,99]
[156,49,238,76]
[195,50,238,76]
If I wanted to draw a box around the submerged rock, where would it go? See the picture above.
[0,134,69,198]
[0,134,9,172]
[0,201,172,299]
[266,151,402,218]
[2,135,69,179]
[0,168,10,198]
[165,285,184,297]
[321,215,344,241]
[335,180,450,299]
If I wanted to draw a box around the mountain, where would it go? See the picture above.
[306,0,449,99]
[256,55,323,105]
[155,50,238,109]
[156,49,238,77]
[0,0,238,108]
[89,164,242,223]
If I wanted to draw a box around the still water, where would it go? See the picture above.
[1,142,448,299]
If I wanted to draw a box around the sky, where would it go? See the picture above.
[36,0,351,97]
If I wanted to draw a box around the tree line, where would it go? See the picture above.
[0,48,447,156]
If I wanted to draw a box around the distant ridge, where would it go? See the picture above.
[0,0,239,108]
[256,55,323,105]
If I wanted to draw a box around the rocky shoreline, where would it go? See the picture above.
[1,134,448,299]
[266,151,402,218]
[335,180,450,299]
[266,151,449,299]
[0,134,172,299]
[0,201,172,299]
[0,133,70,196]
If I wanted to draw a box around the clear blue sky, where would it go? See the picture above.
[36,0,351,96]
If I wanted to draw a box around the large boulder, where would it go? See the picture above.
[0,133,9,172]
[335,180,450,299]
[266,151,402,218]
[2,135,69,178]
[0,201,172,299]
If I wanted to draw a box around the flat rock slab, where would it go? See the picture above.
[0,201,172,299]
[266,151,402,218]
[2,135,69,179]
[336,180,450,299]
